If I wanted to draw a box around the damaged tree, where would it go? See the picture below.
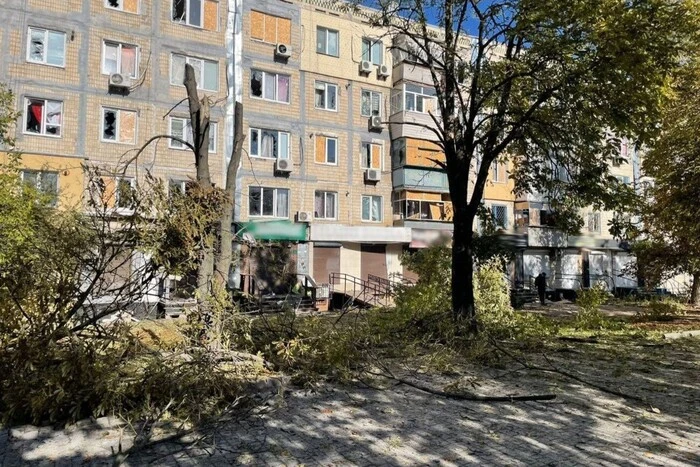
[364,0,698,330]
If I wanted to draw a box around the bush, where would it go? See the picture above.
[635,299,687,322]
[574,283,610,329]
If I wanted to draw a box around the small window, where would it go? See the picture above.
[249,186,289,218]
[314,191,337,219]
[103,41,138,78]
[26,27,66,67]
[105,0,139,14]
[316,27,339,57]
[361,38,383,65]
[314,81,337,111]
[169,179,194,196]
[491,204,508,228]
[361,90,381,117]
[249,128,290,159]
[102,108,137,144]
[172,0,203,27]
[24,98,63,137]
[491,161,506,183]
[361,195,382,222]
[170,54,218,91]
[115,177,136,209]
[587,212,601,233]
[316,136,337,165]
[250,69,290,103]
[169,117,217,153]
[21,170,59,206]
[361,142,382,170]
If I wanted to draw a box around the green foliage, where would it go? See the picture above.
[574,283,611,330]
[635,299,687,322]
[0,83,19,147]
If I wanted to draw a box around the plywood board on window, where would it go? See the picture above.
[277,17,291,44]
[124,0,138,13]
[405,190,441,201]
[120,111,136,144]
[100,176,116,208]
[204,0,218,31]
[315,135,326,163]
[250,11,265,40]
[264,15,277,43]
[371,144,381,169]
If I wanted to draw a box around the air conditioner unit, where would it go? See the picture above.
[275,43,292,58]
[365,168,381,182]
[296,211,312,223]
[368,115,383,131]
[377,64,390,77]
[108,73,131,89]
[275,159,292,173]
[359,60,373,74]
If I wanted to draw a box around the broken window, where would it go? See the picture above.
[26,27,65,67]
[170,54,218,91]
[102,108,136,144]
[25,98,62,136]
[250,69,290,103]
[105,0,138,13]
[172,0,202,27]
[115,177,136,209]
[361,142,382,170]
[249,187,289,218]
[314,81,337,111]
[249,128,289,159]
[21,170,59,206]
[169,117,217,153]
[361,90,381,117]
[103,41,138,78]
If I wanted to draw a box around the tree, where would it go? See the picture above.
[362,0,698,330]
[629,56,700,304]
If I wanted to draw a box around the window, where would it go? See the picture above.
[491,205,508,229]
[315,136,337,165]
[115,177,136,209]
[249,187,289,218]
[169,179,194,196]
[26,27,65,67]
[250,69,290,103]
[361,142,382,170]
[404,84,437,114]
[361,195,382,222]
[25,98,62,137]
[361,90,381,117]
[615,175,631,185]
[102,108,137,144]
[105,0,138,14]
[103,41,138,78]
[169,117,217,153]
[314,81,337,111]
[491,161,506,183]
[587,212,601,233]
[250,11,291,44]
[249,128,290,159]
[21,170,58,205]
[361,38,383,65]
[172,0,202,27]
[170,54,218,91]
[316,27,339,56]
[314,191,337,219]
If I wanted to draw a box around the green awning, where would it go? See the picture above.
[236,220,307,241]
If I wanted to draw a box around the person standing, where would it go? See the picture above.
[535,272,547,305]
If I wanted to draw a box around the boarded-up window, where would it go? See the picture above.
[102,108,137,144]
[105,0,138,14]
[361,142,381,169]
[315,135,337,164]
[250,10,291,44]
[203,0,218,31]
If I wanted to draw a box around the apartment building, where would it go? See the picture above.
[1,0,231,208]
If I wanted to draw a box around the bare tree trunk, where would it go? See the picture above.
[452,202,477,333]
[691,272,700,306]
[183,63,214,296]
[215,101,245,286]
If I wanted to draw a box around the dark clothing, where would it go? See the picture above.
[535,274,547,305]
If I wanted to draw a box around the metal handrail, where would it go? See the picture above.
[329,272,388,306]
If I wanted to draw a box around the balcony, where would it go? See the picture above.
[393,168,449,192]
[393,199,453,224]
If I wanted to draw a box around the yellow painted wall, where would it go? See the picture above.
[1,152,85,207]
[483,161,515,202]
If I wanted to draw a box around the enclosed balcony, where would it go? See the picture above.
[393,198,453,224]
[393,167,449,192]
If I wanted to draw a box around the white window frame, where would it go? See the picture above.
[361,142,382,170]
[491,161,506,183]
[314,190,337,220]
[172,0,204,28]
[249,128,290,160]
[168,117,217,153]
[403,83,437,114]
[115,177,137,209]
[361,89,382,117]
[168,179,193,196]
[24,97,63,138]
[314,81,338,111]
[101,107,137,144]
[361,195,383,223]
[316,27,339,57]
[20,170,59,206]
[250,69,290,104]
[102,41,139,78]
[248,186,290,218]
[362,37,383,65]
[587,212,601,233]
[104,0,139,14]
[170,54,219,91]
[26,27,66,67]
[491,204,508,229]
[318,136,338,165]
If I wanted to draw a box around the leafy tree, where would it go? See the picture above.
[360,0,698,330]
[629,57,700,304]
